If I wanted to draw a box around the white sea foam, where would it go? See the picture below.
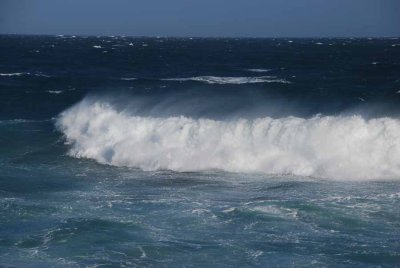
[48,90,63,94]
[0,72,27,76]
[0,72,50,77]
[47,88,75,94]
[246,69,271,73]
[57,99,400,180]
[120,77,137,81]
[162,76,290,84]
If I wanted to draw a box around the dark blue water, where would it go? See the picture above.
[0,35,400,267]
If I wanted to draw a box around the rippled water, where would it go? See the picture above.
[2,160,399,266]
[0,35,400,266]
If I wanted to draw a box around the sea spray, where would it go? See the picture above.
[57,98,400,180]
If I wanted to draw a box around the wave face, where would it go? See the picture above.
[57,99,400,180]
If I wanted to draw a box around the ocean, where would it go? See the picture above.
[0,35,399,267]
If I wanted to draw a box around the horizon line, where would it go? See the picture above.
[1,33,399,39]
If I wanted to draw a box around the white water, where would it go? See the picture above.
[57,100,400,180]
[47,90,63,94]
[0,72,50,77]
[0,73,27,76]
[246,69,271,73]
[162,76,290,84]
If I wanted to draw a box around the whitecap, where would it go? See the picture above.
[0,72,51,78]
[162,76,290,84]
[57,99,400,180]
[0,72,27,76]
[47,90,63,94]
[246,69,271,73]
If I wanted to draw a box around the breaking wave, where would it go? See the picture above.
[57,98,400,180]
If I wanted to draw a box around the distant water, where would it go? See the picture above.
[0,35,399,267]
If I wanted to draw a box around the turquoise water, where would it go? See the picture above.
[1,120,399,267]
[0,35,400,266]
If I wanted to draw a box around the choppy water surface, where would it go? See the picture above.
[0,35,400,267]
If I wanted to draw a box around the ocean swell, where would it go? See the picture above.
[57,99,400,180]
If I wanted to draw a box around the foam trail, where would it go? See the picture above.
[0,73,27,76]
[162,76,290,84]
[57,100,400,180]
[0,72,50,77]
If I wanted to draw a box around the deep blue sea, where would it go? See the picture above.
[1,35,400,267]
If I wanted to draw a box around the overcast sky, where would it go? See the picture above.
[1,0,399,37]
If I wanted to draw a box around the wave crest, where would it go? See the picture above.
[57,100,400,180]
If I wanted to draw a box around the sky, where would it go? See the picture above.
[0,0,399,37]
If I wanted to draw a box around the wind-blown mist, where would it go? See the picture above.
[57,98,400,180]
